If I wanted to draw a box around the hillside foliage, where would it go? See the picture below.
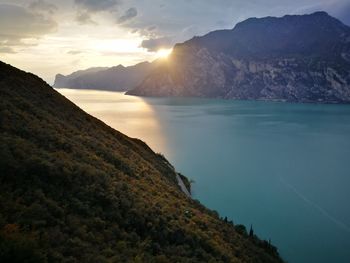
[0,61,284,263]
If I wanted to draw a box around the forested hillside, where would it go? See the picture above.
[0,61,283,263]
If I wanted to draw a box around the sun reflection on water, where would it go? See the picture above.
[57,89,167,153]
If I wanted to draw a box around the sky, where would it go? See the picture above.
[0,0,349,84]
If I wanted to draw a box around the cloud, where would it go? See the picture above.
[99,50,142,57]
[329,2,350,25]
[0,4,57,37]
[74,0,119,13]
[67,50,83,55]
[74,0,121,25]
[337,4,350,25]
[147,25,157,31]
[129,26,159,38]
[0,47,16,54]
[29,0,58,14]
[117,7,138,24]
[294,0,350,26]
[108,1,216,46]
[76,11,97,25]
[0,3,57,51]
[141,37,173,52]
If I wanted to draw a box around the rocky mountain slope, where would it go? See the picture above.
[54,61,156,91]
[0,61,284,262]
[127,12,350,103]
[53,67,108,88]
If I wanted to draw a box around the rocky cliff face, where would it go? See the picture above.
[128,12,350,103]
[54,61,156,91]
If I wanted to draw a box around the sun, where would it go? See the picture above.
[155,48,173,59]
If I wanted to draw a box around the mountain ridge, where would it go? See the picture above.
[54,61,156,91]
[127,12,350,103]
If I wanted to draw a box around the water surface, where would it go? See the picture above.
[58,89,350,263]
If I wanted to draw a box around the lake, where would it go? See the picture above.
[58,88,350,263]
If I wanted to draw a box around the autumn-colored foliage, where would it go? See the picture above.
[0,61,284,262]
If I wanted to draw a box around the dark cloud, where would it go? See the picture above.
[141,37,173,52]
[0,3,57,51]
[74,0,119,13]
[76,11,97,25]
[29,0,58,14]
[147,25,157,31]
[118,7,138,24]
[74,0,121,25]
[129,26,160,38]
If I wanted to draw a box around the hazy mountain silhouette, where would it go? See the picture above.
[54,61,157,91]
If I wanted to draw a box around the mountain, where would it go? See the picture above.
[127,12,350,103]
[0,60,284,263]
[54,67,108,88]
[54,62,155,91]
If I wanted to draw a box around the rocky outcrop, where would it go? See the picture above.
[128,12,350,103]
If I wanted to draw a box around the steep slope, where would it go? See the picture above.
[0,61,284,263]
[128,12,350,103]
[54,62,156,91]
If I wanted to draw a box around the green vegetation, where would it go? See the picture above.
[0,61,284,262]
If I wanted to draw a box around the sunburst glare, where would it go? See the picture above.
[155,48,173,59]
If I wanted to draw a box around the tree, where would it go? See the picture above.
[249,224,254,237]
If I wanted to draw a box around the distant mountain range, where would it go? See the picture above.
[55,12,350,103]
[127,12,350,103]
[54,61,157,91]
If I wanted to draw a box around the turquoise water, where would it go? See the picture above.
[59,89,350,263]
